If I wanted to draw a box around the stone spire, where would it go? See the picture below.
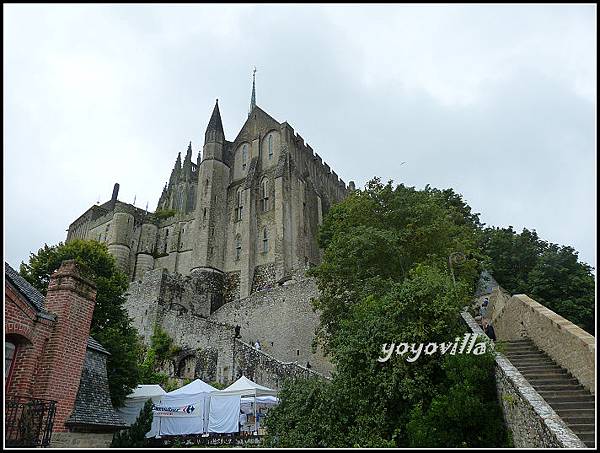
[205,99,224,144]
[183,142,193,180]
[249,67,256,117]
[169,152,182,186]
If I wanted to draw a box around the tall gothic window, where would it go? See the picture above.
[262,227,269,253]
[235,235,242,260]
[235,188,244,221]
[268,134,273,160]
[163,229,169,253]
[242,144,248,171]
[261,179,270,212]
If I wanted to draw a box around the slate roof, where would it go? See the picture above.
[66,348,127,429]
[5,262,45,311]
[87,337,111,355]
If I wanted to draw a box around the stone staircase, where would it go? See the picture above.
[502,339,595,448]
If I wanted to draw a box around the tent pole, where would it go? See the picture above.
[254,395,257,435]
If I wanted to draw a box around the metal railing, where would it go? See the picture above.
[5,395,57,447]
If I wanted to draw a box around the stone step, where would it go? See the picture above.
[538,389,591,398]
[501,346,543,354]
[533,384,585,392]
[584,441,595,448]
[504,350,542,357]
[555,408,596,418]
[518,365,564,373]
[528,377,580,386]
[569,425,595,442]
[544,395,595,404]
[508,357,555,364]
[510,361,558,369]
[562,416,596,425]
[521,371,569,380]
[551,401,595,410]
[503,339,533,345]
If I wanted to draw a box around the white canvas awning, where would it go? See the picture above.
[118,384,166,426]
[148,379,217,437]
[215,375,277,397]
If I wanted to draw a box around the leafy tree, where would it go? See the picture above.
[111,398,154,447]
[138,324,182,387]
[20,239,140,406]
[264,179,508,447]
[482,227,595,334]
[407,349,507,447]
[310,178,483,354]
[527,244,595,334]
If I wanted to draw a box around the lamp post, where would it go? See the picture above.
[448,252,466,286]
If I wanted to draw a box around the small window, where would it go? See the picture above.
[203,207,207,221]
[262,227,269,253]
[5,342,16,382]
[261,179,270,212]
[235,235,242,261]
[268,134,273,160]
[235,189,244,221]
[242,144,248,171]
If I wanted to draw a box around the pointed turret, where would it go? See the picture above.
[205,99,224,145]
[203,100,225,161]
[183,142,193,180]
[169,152,182,186]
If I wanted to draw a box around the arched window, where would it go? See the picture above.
[163,229,169,253]
[5,341,16,382]
[235,188,244,221]
[262,227,269,253]
[242,144,248,171]
[261,179,270,212]
[235,235,242,260]
[268,134,273,160]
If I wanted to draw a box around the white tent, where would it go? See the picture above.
[149,379,217,437]
[207,376,277,434]
[117,384,166,426]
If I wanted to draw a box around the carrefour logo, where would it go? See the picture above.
[152,403,196,415]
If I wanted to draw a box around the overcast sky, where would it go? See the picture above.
[4,4,596,271]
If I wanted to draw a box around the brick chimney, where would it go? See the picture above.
[34,260,97,432]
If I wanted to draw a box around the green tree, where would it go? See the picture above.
[20,239,140,406]
[111,398,154,447]
[264,179,508,447]
[482,227,595,334]
[527,244,595,334]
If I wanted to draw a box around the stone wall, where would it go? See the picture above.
[462,311,586,448]
[233,339,330,391]
[210,277,334,377]
[491,293,595,393]
[50,432,114,448]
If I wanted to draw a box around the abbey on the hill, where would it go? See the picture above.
[66,75,354,302]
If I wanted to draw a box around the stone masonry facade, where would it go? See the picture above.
[64,89,351,386]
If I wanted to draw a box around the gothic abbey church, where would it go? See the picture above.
[66,79,354,385]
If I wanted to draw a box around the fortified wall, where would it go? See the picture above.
[469,279,595,448]
[124,272,333,387]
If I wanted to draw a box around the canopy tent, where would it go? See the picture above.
[167,379,217,396]
[218,375,278,397]
[117,384,166,426]
[207,376,277,434]
[148,379,217,438]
